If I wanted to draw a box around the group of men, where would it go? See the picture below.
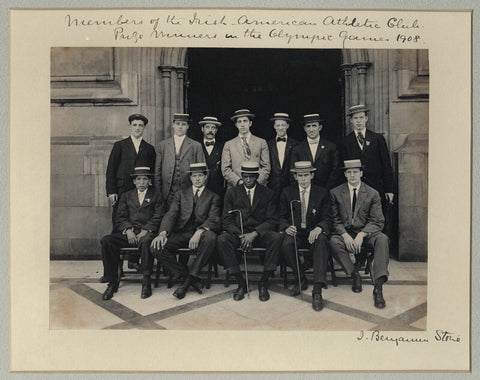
[101,105,394,312]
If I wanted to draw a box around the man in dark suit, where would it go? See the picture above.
[101,167,165,301]
[341,104,395,212]
[105,114,156,278]
[150,163,221,299]
[267,112,298,202]
[290,113,340,190]
[154,113,206,208]
[329,159,389,309]
[278,161,332,311]
[217,162,282,302]
[221,109,270,189]
[198,116,225,201]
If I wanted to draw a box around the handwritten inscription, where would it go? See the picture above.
[63,12,424,47]
[356,330,461,346]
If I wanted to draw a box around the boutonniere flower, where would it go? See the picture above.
[312,209,317,215]
[365,141,371,146]
[145,198,150,203]
[321,145,325,149]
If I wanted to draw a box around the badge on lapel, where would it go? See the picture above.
[365,141,371,146]
[145,198,150,203]
[312,209,317,215]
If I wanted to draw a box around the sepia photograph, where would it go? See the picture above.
[49,46,428,331]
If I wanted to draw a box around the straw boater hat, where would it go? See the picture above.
[231,109,255,121]
[302,113,325,124]
[347,104,370,116]
[187,163,209,173]
[240,161,260,174]
[270,112,292,122]
[198,116,222,127]
[290,161,316,173]
[172,113,191,123]
[128,113,148,125]
[342,159,364,170]
[130,167,153,177]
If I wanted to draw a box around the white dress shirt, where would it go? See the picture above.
[204,139,215,155]
[355,127,367,150]
[173,134,186,155]
[276,135,287,168]
[307,137,320,160]
[130,136,143,154]
[243,184,256,205]
[347,182,361,212]
[192,185,205,199]
[137,188,148,205]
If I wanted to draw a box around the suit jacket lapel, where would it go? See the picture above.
[349,132,363,156]
[126,137,138,158]
[362,129,374,154]
[340,184,352,222]
[139,187,154,209]
[179,137,192,160]
[271,141,281,168]
[302,140,314,162]
[353,184,367,221]
[167,137,175,158]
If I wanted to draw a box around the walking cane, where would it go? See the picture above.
[228,209,250,298]
[290,200,303,299]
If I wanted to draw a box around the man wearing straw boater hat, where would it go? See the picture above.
[150,163,221,299]
[221,109,270,189]
[341,104,395,216]
[290,113,340,190]
[197,116,226,201]
[278,161,332,311]
[104,113,157,279]
[266,112,298,202]
[101,167,165,301]
[154,113,205,209]
[329,159,389,309]
[217,161,281,302]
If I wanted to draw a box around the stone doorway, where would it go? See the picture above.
[186,48,343,144]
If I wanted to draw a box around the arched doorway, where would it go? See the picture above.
[186,48,343,145]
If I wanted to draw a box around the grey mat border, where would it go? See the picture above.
[3,0,479,378]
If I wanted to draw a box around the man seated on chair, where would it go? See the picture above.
[278,161,332,311]
[150,163,221,299]
[216,161,282,302]
[329,159,389,309]
[101,167,165,301]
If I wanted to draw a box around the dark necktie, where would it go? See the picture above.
[241,137,251,159]
[205,141,215,147]
[247,189,252,205]
[356,133,365,148]
[194,189,199,206]
[276,137,286,143]
[352,188,357,216]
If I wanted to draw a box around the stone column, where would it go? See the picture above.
[177,66,187,111]
[355,62,370,105]
[341,63,353,134]
[159,66,173,142]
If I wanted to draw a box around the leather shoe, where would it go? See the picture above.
[312,292,324,311]
[233,284,246,301]
[141,281,152,299]
[173,283,190,299]
[373,285,386,308]
[290,278,308,297]
[258,283,270,302]
[191,278,204,294]
[102,282,118,300]
[351,270,363,293]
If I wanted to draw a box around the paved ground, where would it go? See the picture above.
[50,259,427,331]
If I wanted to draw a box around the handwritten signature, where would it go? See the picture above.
[356,330,460,346]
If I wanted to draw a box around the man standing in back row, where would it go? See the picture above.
[341,104,395,216]
[221,109,270,189]
[154,113,205,208]
[267,112,298,203]
[290,113,340,190]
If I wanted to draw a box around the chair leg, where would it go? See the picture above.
[329,256,338,287]
[282,263,288,288]
[206,262,212,289]
[154,259,161,288]
[224,270,230,287]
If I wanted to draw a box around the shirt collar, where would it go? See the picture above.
[347,182,361,192]
[204,138,215,143]
[355,128,366,137]
[244,184,256,193]
[137,188,148,195]
[298,185,311,193]
[239,132,251,141]
[307,136,320,144]
[192,185,205,195]
[174,134,186,142]
[131,135,143,143]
